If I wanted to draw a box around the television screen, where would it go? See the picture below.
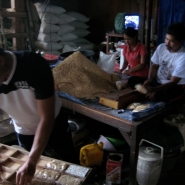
[124,14,139,30]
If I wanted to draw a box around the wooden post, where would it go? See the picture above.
[10,0,26,50]
[145,0,153,53]
[138,0,147,44]
[11,0,25,12]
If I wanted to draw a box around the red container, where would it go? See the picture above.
[106,153,123,184]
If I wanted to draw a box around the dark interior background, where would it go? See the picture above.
[3,0,185,48]
[29,0,144,44]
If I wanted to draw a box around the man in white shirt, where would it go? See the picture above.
[144,22,185,101]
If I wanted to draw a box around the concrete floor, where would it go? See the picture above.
[81,113,185,185]
[157,151,185,185]
[2,115,185,185]
[7,137,185,185]
[84,151,185,185]
[3,137,185,185]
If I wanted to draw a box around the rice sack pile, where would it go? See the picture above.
[52,51,118,99]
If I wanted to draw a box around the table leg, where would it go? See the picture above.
[118,125,139,185]
[106,35,109,54]
[128,123,140,185]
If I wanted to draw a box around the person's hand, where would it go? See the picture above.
[0,164,3,181]
[144,85,157,101]
[16,160,36,185]
[143,79,152,86]
[144,85,156,93]
[146,92,157,101]
[122,69,130,75]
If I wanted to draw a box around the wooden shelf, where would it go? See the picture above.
[1,11,26,18]
[107,33,124,37]
[106,33,124,54]
[4,33,27,38]
[0,0,27,50]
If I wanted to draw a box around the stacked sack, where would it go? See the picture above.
[34,3,67,57]
[62,11,94,52]
[34,3,94,59]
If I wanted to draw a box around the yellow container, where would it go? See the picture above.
[80,142,104,167]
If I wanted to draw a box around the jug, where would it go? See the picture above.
[80,142,104,167]
[137,139,163,185]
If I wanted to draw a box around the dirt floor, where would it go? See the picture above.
[84,151,185,185]
[157,151,185,185]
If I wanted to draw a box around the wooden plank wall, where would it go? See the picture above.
[77,0,144,44]
[2,0,158,50]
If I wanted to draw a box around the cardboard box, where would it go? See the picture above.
[106,153,123,184]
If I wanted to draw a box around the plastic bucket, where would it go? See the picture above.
[137,139,163,185]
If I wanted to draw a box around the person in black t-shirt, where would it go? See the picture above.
[0,48,79,185]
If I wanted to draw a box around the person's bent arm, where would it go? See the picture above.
[149,76,182,93]
[16,96,55,185]
[120,57,128,73]
[143,63,159,86]
[144,76,181,101]
[126,55,147,74]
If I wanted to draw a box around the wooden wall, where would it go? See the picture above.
[29,0,78,11]
[2,0,154,47]
[77,0,143,44]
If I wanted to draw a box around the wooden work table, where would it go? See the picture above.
[60,97,181,185]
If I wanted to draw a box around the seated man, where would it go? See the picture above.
[143,22,185,102]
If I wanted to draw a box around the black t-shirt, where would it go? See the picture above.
[0,51,61,135]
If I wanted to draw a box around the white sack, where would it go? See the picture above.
[60,33,78,41]
[39,13,60,24]
[57,24,75,35]
[37,32,61,42]
[69,21,89,29]
[66,11,90,22]
[34,41,62,50]
[71,29,90,37]
[120,49,124,69]
[58,13,76,24]
[97,52,117,74]
[59,41,77,47]
[34,3,66,14]
[39,22,60,33]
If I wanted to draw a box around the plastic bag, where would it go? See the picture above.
[97,51,117,74]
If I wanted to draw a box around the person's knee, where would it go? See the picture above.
[127,76,147,89]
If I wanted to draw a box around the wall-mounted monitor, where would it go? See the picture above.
[123,14,140,30]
